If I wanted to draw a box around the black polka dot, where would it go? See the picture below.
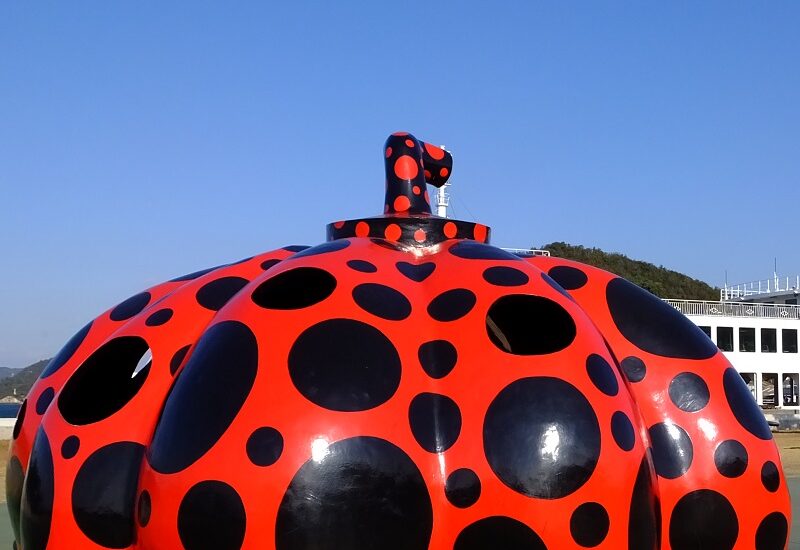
[586,354,619,396]
[570,502,609,547]
[276,436,432,550]
[288,319,401,412]
[145,308,173,326]
[449,241,522,261]
[756,512,788,550]
[283,244,311,252]
[20,427,54,550]
[6,455,24,545]
[761,461,780,492]
[61,435,80,459]
[40,321,92,378]
[289,240,350,258]
[170,344,191,375]
[628,458,659,550]
[137,491,151,527]
[486,295,576,355]
[606,278,718,359]
[12,399,26,440]
[110,291,151,321]
[454,516,546,550]
[58,336,151,425]
[409,393,462,453]
[35,387,55,415]
[714,440,748,478]
[483,377,600,499]
[611,411,635,451]
[178,481,246,550]
[724,367,772,440]
[149,321,259,474]
[170,265,221,282]
[668,372,709,412]
[418,340,457,379]
[260,258,282,271]
[620,356,646,383]
[648,422,693,479]
[352,283,412,320]
[482,266,529,286]
[669,489,738,549]
[548,265,588,290]
[541,272,574,300]
[246,427,283,466]
[195,277,249,311]
[252,267,336,310]
[445,469,481,508]
[347,259,377,273]
[396,261,436,282]
[72,441,145,548]
[428,289,476,321]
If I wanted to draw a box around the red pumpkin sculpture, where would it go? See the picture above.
[7,132,790,549]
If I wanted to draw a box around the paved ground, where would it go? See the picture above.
[1,436,799,547]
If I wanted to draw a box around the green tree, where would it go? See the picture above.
[540,242,719,301]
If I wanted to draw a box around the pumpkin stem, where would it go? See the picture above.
[383,132,452,216]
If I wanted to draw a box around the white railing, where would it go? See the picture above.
[503,248,550,257]
[665,299,800,320]
[722,276,800,301]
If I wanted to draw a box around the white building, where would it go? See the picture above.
[666,275,800,411]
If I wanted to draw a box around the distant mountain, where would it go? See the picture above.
[0,367,17,380]
[0,359,49,400]
[541,242,720,301]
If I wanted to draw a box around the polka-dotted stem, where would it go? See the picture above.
[383,132,452,216]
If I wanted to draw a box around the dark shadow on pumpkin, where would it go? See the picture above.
[486,295,576,355]
[58,336,151,425]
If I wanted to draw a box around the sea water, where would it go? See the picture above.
[0,404,21,419]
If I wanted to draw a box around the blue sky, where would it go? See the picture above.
[1,2,799,367]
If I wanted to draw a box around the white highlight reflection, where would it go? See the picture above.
[541,425,561,462]
[697,418,718,441]
[311,438,330,463]
[665,421,690,461]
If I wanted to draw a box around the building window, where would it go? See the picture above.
[762,373,778,407]
[699,326,711,338]
[739,328,756,352]
[784,374,799,406]
[784,329,798,353]
[718,327,734,352]
[761,328,777,353]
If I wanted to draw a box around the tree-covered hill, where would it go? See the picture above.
[0,367,17,380]
[541,242,719,301]
[0,360,49,400]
